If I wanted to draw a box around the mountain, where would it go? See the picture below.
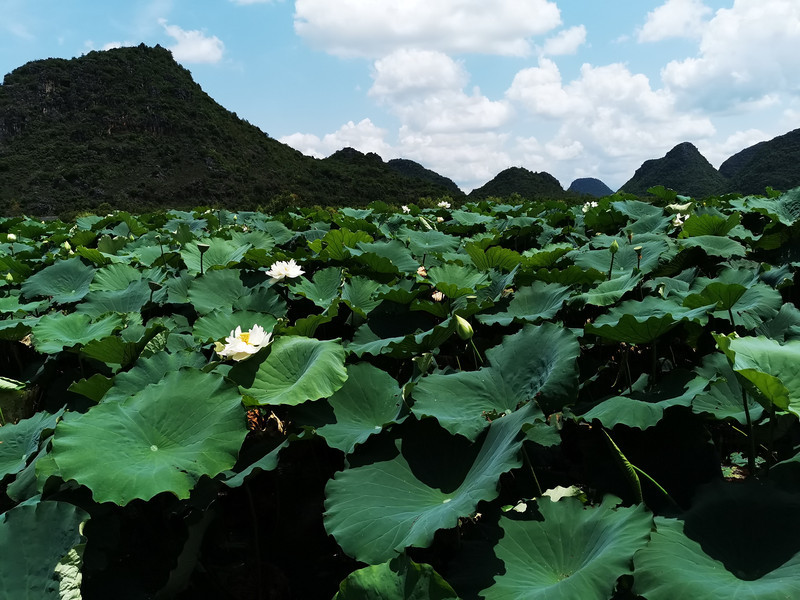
[0,44,462,216]
[567,177,613,198]
[468,166,565,200]
[719,128,800,195]
[386,158,461,195]
[619,142,728,198]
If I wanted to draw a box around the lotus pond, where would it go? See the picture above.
[2,189,800,599]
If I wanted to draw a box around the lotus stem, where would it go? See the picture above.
[522,445,543,497]
[741,385,756,476]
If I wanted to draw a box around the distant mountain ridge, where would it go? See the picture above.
[468,167,566,200]
[568,177,613,197]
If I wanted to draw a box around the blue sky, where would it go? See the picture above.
[2,0,799,192]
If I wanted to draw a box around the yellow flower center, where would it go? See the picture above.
[239,332,251,344]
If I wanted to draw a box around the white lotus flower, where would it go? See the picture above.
[215,324,272,361]
[581,201,598,213]
[673,213,687,227]
[401,205,411,214]
[437,200,451,209]
[265,259,304,282]
[7,233,16,242]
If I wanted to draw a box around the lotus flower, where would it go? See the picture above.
[401,205,411,214]
[265,259,304,282]
[215,324,272,361]
[437,200,451,209]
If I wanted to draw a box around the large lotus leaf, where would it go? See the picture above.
[586,296,713,344]
[355,240,420,274]
[180,238,250,275]
[317,363,404,454]
[690,353,764,424]
[324,402,538,564]
[289,267,343,309]
[347,318,457,359]
[21,257,95,304]
[0,500,88,600]
[187,268,247,314]
[341,276,387,317]
[238,336,347,406]
[403,229,461,257]
[427,264,489,299]
[755,302,800,342]
[0,316,40,341]
[89,263,142,291]
[102,350,208,403]
[523,243,573,268]
[52,369,247,505]
[193,310,277,344]
[222,439,288,488]
[684,282,781,329]
[333,555,458,600]
[309,228,373,261]
[482,496,652,600]
[571,239,667,276]
[681,212,740,237]
[715,335,800,414]
[464,244,523,272]
[413,323,578,439]
[634,514,800,598]
[31,312,124,354]
[572,272,643,308]
[75,279,151,317]
[477,282,571,326]
[580,374,705,429]
[678,236,747,258]
[611,199,665,220]
[736,188,800,226]
[0,410,60,479]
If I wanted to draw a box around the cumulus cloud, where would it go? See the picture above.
[699,128,770,167]
[369,49,513,134]
[542,25,587,56]
[279,118,392,158]
[662,0,800,109]
[159,19,224,64]
[638,0,712,42]
[293,0,561,57]
[506,58,716,186]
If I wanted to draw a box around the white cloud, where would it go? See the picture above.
[662,0,800,109]
[542,25,587,56]
[638,0,712,42]
[698,128,770,167]
[293,0,562,57]
[507,58,716,187]
[369,49,513,134]
[279,118,392,158]
[158,19,224,64]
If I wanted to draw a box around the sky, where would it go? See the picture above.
[2,0,799,193]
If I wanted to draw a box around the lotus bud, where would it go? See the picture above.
[7,233,16,242]
[5,273,13,282]
[609,240,619,255]
[455,315,474,340]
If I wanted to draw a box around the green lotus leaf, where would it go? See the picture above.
[612,199,665,220]
[755,302,800,342]
[403,229,461,257]
[413,323,578,439]
[102,350,208,403]
[89,263,142,291]
[289,267,343,309]
[734,188,800,226]
[222,439,288,488]
[324,402,538,564]
[341,276,387,317]
[451,210,494,227]
[347,317,456,359]
[355,240,420,274]
[482,495,652,600]
[690,353,764,424]
[180,237,250,275]
[317,363,404,454]
[572,272,642,307]
[684,281,781,329]
[187,268,247,314]
[477,282,571,325]
[534,265,606,286]
[714,334,800,414]
[333,555,458,600]
[75,279,151,317]
[634,484,800,599]
[0,316,39,341]
[238,336,347,406]
[68,374,113,403]
[571,239,667,276]
[464,243,523,272]
[193,310,277,344]
[586,296,713,344]
[0,410,60,479]
[523,244,573,269]
[310,228,373,261]
[427,264,489,299]
[0,501,88,600]
[52,369,247,505]
[21,257,95,304]
[678,236,747,258]
[31,312,124,354]
[681,212,740,237]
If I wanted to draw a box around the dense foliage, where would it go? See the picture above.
[2,188,800,599]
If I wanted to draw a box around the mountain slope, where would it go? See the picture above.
[0,45,461,215]
[719,128,800,195]
[468,167,565,200]
[568,177,613,198]
[619,142,728,198]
